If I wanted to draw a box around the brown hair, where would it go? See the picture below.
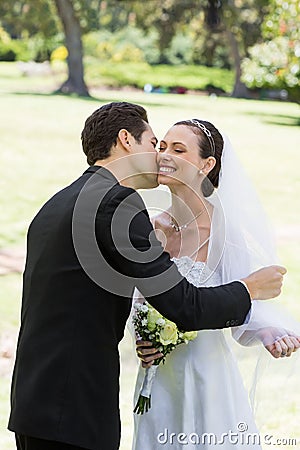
[174,119,223,196]
[81,102,148,165]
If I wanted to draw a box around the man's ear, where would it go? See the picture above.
[118,129,132,152]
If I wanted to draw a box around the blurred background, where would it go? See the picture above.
[0,1,299,449]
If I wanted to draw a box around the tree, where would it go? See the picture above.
[215,0,270,98]
[0,0,60,61]
[0,0,91,95]
[241,0,300,102]
[0,0,58,39]
[54,0,89,96]
[0,0,274,97]
[121,0,270,97]
[110,0,198,64]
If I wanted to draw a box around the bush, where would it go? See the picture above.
[0,27,31,61]
[83,27,159,64]
[0,29,63,63]
[0,43,16,61]
[164,33,194,65]
[113,26,159,64]
[84,59,234,93]
[0,40,32,62]
[242,37,300,101]
[50,45,68,62]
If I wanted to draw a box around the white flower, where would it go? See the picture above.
[156,318,165,326]
[147,308,162,331]
[159,322,178,345]
[134,303,142,310]
[141,305,149,313]
[141,318,148,327]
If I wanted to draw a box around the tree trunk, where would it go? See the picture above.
[226,29,249,98]
[54,0,89,96]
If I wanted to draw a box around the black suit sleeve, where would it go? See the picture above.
[97,187,251,331]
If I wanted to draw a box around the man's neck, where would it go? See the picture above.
[94,158,145,190]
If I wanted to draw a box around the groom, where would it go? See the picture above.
[8,102,286,450]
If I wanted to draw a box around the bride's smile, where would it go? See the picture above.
[156,124,216,190]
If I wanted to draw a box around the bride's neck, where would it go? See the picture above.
[169,185,208,224]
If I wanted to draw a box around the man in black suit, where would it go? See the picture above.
[8,102,285,450]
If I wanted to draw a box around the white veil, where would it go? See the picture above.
[207,133,300,347]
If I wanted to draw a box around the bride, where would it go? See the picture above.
[132,119,300,450]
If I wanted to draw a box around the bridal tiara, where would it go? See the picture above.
[188,119,216,155]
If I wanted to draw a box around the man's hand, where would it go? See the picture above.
[136,340,163,368]
[241,265,287,300]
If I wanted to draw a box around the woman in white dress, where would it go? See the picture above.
[132,119,300,450]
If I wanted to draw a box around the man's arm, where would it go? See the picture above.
[241,267,286,300]
[96,187,284,331]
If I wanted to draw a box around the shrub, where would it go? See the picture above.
[0,39,31,62]
[242,37,300,101]
[84,60,234,93]
[51,45,68,62]
[83,26,159,64]
[164,33,194,65]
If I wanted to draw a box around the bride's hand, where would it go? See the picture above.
[136,340,163,368]
[265,335,300,358]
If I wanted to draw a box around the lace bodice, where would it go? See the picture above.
[172,256,221,288]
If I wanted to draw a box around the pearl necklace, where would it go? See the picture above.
[170,208,205,232]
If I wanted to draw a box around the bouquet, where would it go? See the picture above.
[133,301,197,414]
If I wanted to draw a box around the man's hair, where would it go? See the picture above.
[81,102,148,165]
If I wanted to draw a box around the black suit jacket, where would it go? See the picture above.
[8,166,251,449]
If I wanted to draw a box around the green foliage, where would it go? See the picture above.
[1,0,299,99]
[0,0,59,38]
[0,1,61,62]
[164,33,194,65]
[242,0,300,101]
[242,37,299,88]
[191,29,231,68]
[262,0,299,41]
[84,60,234,92]
[0,32,64,62]
[83,27,159,64]
[84,32,145,64]
[50,45,68,62]
[220,0,270,47]
[0,40,24,61]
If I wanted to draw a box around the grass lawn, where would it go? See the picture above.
[0,62,299,449]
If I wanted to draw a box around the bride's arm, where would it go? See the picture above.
[231,301,300,357]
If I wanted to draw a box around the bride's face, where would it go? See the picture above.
[157,125,204,188]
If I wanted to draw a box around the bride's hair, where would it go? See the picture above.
[174,119,223,197]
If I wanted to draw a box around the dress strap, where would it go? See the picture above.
[189,235,211,259]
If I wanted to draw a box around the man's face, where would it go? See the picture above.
[129,123,159,188]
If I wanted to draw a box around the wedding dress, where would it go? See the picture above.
[132,256,262,450]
